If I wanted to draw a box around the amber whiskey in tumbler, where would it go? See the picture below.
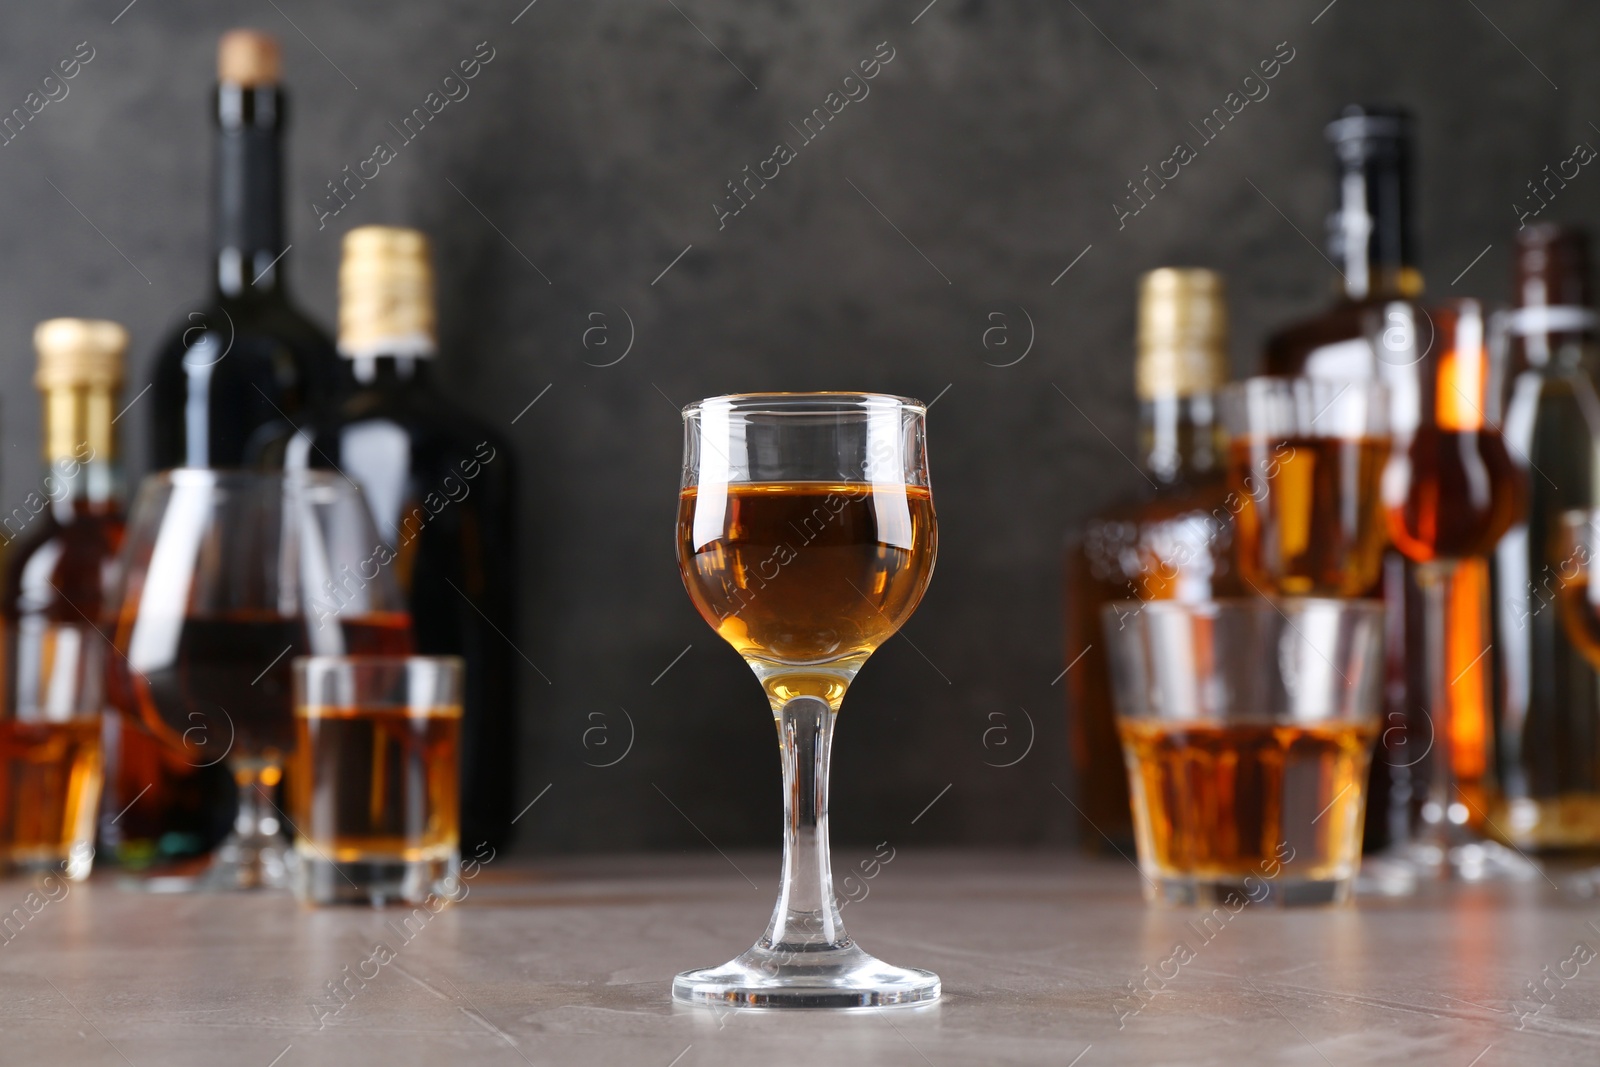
[291,705,460,862]
[1065,268,1238,851]
[1119,719,1377,883]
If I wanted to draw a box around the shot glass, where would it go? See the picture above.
[290,656,461,906]
[1101,598,1385,906]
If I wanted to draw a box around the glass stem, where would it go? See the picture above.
[234,765,277,843]
[1416,560,1459,851]
[218,761,288,889]
[762,696,849,953]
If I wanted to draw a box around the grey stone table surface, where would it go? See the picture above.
[3,850,1599,1066]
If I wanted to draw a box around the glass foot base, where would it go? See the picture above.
[672,942,941,1009]
[1384,839,1542,883]
[203,833,293,891]
[1355,854,1421,897]
[124,835,294,894]
[1150,873,1353,907]
[294,848,458,906]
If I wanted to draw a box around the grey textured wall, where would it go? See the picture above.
[1,1,1595,853]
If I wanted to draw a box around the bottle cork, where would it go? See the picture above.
[218,29,281,87]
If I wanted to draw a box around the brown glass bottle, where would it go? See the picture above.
[4,321,229,869]
[1260,104,1443,853]
[293,228,518,850]
[1491,226,1600,848]
[1065,268,1239,852]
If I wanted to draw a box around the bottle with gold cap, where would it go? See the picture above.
[148,28,340,469]
[1063,268,1239,852]
[2,322,224,878]
[289,225,518,850]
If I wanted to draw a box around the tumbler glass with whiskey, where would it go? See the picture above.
[1222,377,1390,597]
[1102,598,1385,905]
[673,392,939,1007]
[290,655,461,905]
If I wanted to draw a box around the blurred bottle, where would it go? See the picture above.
[1065,268,1239,851]
[148,29,340,469]
[1260,103,1458,854]
[5,320,226,871]
[1491,224,1600,848]
[290,227,519,850]
[1263,104,1423,379]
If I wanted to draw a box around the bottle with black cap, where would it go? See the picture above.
[1491,224,1600,850]
[1264,103,1423,379]
[1262,104,1436,860]
[148,29,341,469]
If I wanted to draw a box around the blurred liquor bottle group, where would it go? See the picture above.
[1066,102,1600,861]
[0,28,524,866]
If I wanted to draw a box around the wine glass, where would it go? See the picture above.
[112,470,412,890]
[673,392,939,1008]
[1221,376,1391,596]
[1381,299,1533,880]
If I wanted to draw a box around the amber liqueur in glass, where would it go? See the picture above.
[678,482,936,708]
[291,705,461,861]
[1120,719,1377,881]
[1065,268,1238,851]
[1492,226,1600,849]
[289,227,517,849]
[2,321,223,870]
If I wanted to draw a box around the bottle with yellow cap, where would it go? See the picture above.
[1063,268,1240,852]
[148,28,340,469]
[1,321,228,878]
[288,226,518,850]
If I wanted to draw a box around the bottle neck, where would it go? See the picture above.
[1330,157,1419,301]
[1139,393,1222,486]
[41,385,120,517]
[346,352,435,390]
[1505,305,1600,372]
[214,84,286,300]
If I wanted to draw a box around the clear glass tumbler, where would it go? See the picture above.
[290,655,461,906]
[1102,597,1385,905]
